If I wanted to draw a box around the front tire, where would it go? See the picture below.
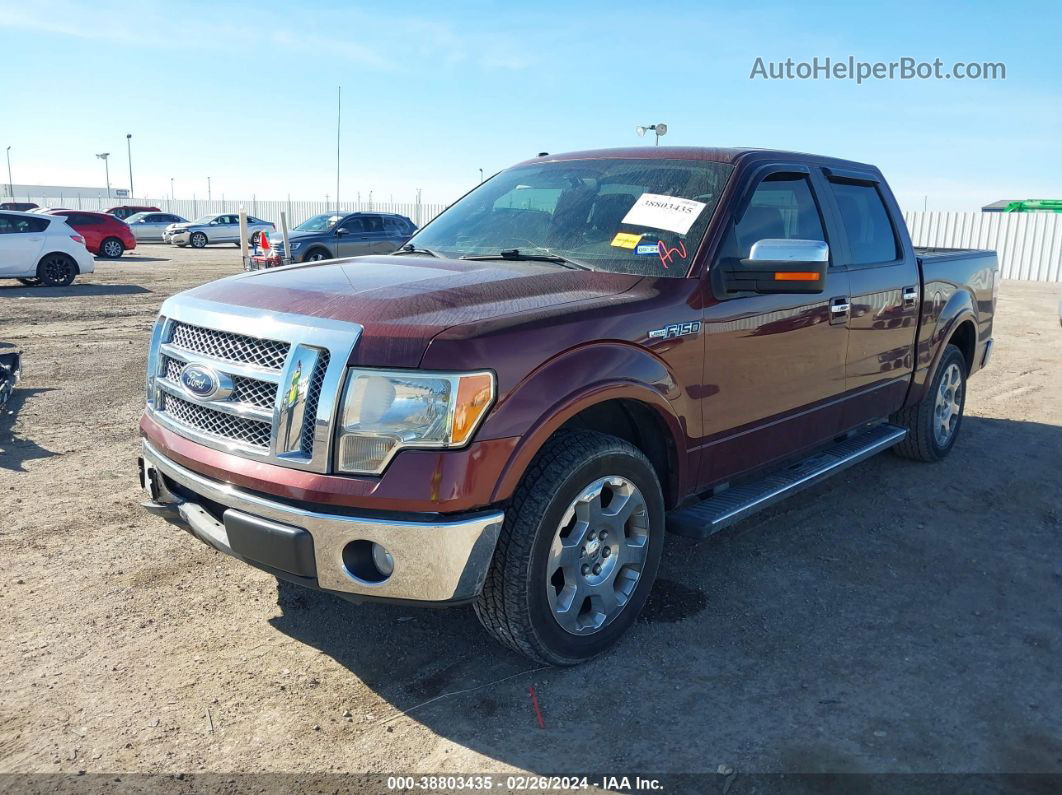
[100,237,124,258]
[474,430,665,665]
[36,253,78,287]
[190,232,208,249]
[891,344,967,462]
[303,248,330,262]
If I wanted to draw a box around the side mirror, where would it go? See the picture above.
[335,228,347,236]
[723,239,828,295]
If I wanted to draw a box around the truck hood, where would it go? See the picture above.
[178,255,642,368]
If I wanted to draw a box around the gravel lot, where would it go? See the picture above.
[1,244,1060,778]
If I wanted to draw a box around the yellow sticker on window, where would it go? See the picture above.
[610,232,642,249]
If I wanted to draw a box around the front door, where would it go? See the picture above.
[335,216,372,257]
[699,168,850,486]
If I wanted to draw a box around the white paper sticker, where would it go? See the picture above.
[621,193,707,235]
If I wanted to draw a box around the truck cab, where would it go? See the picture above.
[139,147,996,665]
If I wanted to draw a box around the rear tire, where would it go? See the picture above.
[99,237,124,258]
[190,232,208,249]
[474,430,665,666]
[17,277,41,287]
[891,344,967,462]
[36,253,78,287]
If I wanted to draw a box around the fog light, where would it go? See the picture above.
[341,539,394,583]
[372,543,395,577]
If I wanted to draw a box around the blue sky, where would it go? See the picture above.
[1,0,1058,210]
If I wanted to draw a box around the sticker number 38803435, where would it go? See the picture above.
[621,193,707,235]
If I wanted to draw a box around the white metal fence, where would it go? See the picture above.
[903,211,1062,282]
[14,196,450,229]
[10,197,1061,282]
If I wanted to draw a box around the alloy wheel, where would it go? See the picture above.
[933,362,964,447]
[546,476,650,635]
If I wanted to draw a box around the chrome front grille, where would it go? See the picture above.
[170,321,289,370]
[146,302,362,474]
[161,392,272,450]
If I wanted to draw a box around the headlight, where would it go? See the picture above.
[290,241,302,250]
[335,369,495,474]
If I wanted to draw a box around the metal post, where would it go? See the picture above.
[280,211,291,268]
[5,146,13,200]
[126,134,134,198]
[207,177,211,202]
[238,208,250,270]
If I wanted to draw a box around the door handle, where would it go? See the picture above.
[829,296,850,325]
[902,286,919,306]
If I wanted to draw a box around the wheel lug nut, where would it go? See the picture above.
[599,531,608,540]
[587,531,596,541]
[602,547,611,558]
[581,564,590,576]
[592,563,602,575]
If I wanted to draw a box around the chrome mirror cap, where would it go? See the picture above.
[748,238,829,263]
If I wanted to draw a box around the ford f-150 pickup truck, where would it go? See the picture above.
[139,147,997,665]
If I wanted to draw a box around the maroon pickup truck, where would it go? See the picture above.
[139,147,997,665]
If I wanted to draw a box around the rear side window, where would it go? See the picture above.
[0,213,49,233]
[827,181,898,265]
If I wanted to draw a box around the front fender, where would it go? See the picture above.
[478,343,691,505]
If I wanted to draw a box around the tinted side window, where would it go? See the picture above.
[363,216,384,233]
[339,217,365,233]
[715,174,826,264]
[0,213,47,233]
[827,181,898,265]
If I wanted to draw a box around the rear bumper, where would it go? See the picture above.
[138,440,504,604]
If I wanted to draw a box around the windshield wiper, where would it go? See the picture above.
[395,243,442,258]
[460,249,592,271]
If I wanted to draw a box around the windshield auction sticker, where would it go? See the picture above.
[621,193,707,235]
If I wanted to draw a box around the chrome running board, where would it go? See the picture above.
[667,424,907,539]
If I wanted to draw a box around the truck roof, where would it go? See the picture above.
[519,146,880,173]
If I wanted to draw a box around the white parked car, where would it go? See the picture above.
[126,211,189,242]
[166,213,274,248]
[0,210,95,287]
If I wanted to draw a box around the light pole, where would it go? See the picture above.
[635,123,668,146]
[479,168,484,183]
[96,152,111,197]
[4,146,12,200]
[207,176,211,201]
[170,177,175,201]
[126,134,134,198]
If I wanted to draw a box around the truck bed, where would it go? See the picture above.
[914,246,996,263]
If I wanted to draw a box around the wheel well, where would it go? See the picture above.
[558,399,677,509]
[949,320,977,373]
[38,251,79,272]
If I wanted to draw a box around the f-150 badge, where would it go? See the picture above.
[648,321,701,340]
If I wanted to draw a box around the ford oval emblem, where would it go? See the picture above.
[180,363,222,399]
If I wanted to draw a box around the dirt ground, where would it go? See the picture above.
[1,245,1060,779]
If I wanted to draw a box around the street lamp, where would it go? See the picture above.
[170,177,175,201]
[96,152,111,197]
[126,134,134,198]
[635,123,668,146]
[207,176,211,202]
[5,146,12,200]
[479,168,484,183]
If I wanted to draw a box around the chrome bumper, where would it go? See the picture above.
[139,441,504,603]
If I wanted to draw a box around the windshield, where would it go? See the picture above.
[407,158,733,277]
[294,213,342,232]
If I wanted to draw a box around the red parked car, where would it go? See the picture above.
[48,211,136,258]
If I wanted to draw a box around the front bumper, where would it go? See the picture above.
[139,440,504,604]
[169,231,191,244]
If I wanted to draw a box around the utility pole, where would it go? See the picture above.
[4,146,12,200]
[96,153,111,198]
[126,134,134,198]
[207,177,212,201]
[336,85,342,214]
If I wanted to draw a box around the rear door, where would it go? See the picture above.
[700,165,851,485]
[818,170,919,428]
[0,213,49,275]
[335,216,371,257]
